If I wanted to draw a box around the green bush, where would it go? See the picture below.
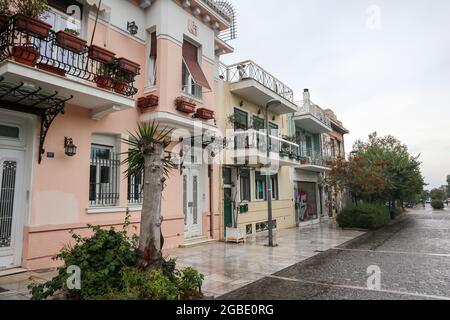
[394,207,406,217]
[337,203,390,229]
[431,200,444,210]
[29,217,204,300]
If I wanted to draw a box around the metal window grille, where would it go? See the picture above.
[0,161,16,248]
[89,146,120,207]
[127,172,143,204]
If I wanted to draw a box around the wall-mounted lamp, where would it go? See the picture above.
[64,137,77,157]
[127,21,138,35]
[239,100,244,107]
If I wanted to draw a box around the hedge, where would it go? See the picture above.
[431,200,444,210]
[337,203,391,230]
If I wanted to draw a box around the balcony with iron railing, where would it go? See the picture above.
[220,61,298,115]
[0,16,138,117]
[295,147,332,172]
[230,129,301,167]
[293,100,332,134]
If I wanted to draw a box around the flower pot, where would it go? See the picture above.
[225,227,245,244]
[13,14,52,39]
[113,81,127,95]
[88,45,115,64]
[279,152,289,158]
[55,31,87,54]
[117,57,140,75]
[300,159,307,165]
[94,75,113,90]
[0,15,9,33]
[326,161,333,166]
[37,63,66,77]
[138,94,159,110]
[12,45,39,67]
[176,99,196,114]
[196,108,214,120]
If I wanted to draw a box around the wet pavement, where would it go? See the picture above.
[0,218,364,300]
[220,206,450,300]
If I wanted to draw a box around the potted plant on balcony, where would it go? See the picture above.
[117,57,140,76]
[94,64,113,90]
[11,0,51,67]
[12,0,51,38]
[88,45,116,64]
[112,73,129,95]
[195,108,215,120]
[175,96,196,114]
[55,28,87,54]
[138,94,159,110]
[279,141,290,158]
[0,0,12,33]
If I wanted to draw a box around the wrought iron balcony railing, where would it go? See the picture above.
[295,100,332,127]
[220,61,295,103]
[201,0,233,23]
[299,147,331,167]
[0,18,138,97]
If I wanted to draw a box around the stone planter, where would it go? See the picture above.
[56,31,87,54]
[196,108,215,120]
[37,63,66,77]
[113,81,127,95]
[12,45,39,67]
[88,45,116,64]
[225,227,245,244]
[94,75,113,90]
[175,98,196,114]
[117,57,140,75]
[13,14,52,39]
[138,94,159,110]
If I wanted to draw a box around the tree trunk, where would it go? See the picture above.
[138,142,165,270]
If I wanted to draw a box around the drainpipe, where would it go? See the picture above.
[208,164,214,238]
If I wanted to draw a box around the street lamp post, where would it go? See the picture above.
[265,99,281,247]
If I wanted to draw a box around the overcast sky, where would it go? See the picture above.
[222,0,450,189]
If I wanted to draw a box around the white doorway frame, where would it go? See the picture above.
[0,110,35,270]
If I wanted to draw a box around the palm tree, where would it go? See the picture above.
[122,121,175,270]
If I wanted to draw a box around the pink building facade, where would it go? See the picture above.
[0,0,236,270]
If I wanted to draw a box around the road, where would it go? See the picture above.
[220,206,450,300]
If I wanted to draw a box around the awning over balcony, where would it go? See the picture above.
[0,77,73,164]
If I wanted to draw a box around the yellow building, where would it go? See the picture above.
[217,61,299,240]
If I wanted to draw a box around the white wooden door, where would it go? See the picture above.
[183,167,202,239]
[0,149,24,269]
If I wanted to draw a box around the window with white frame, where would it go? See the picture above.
[147,30,157,87]
[255,171,266,201]
[181,40,210,100]
[239,169,251,202]
[89,136,120,207]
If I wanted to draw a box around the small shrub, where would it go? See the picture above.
[394,207,406,217]
[178,267,204,300]
[431,200,444,210]
[28,217,204,300]
[337,203,390,230]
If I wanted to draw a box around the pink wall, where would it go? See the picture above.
[21,13,221,270]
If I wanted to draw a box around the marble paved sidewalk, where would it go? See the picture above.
[165,220,365,297]
[0,220,364,300]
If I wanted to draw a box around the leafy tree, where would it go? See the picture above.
[447,175,450,198]
[430,188,446,202]
[122,122,175,270]
[326,133,425,210]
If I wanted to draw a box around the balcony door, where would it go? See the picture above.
[183,166,202,239]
